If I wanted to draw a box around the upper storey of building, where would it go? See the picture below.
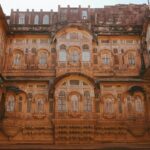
[1,4,150,80]
[6,4,149,35]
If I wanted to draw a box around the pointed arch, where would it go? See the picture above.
[34,15,39,25]
[43,15,49,24]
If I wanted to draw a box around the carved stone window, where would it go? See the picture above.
[135,96,143,113]
[128,54,135,66]
[82,45,90,62]
[36,99,44,113]
[43,15,49,24]
[59,49,67,61]
[71,95,79,112]
[104,97,114,114]
[82,50,90,61]
[127,95,132,114]
[102,54,110,65]
[19,14,25,24]
[84,91,92,112]
[34,15,39,25]
[70,50,79,63]
[6,95,15,112]
[13,53,21,65]
[82,10,88,20]
[39,52,47,65]
[58,91,66,112]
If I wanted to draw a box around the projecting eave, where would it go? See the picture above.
[96,78,148,82]
[94,24,142,36]
[2,76,149,83]
[97,32,141,36]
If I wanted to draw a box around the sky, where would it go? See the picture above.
[0,0,148,15]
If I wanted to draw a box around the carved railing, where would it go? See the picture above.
[58,62,90,69]
[9,25,51,33]
[6,63,55,72]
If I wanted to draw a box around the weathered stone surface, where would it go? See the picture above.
[0,3,150,150]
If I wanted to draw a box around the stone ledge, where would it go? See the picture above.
[0,143,150,150]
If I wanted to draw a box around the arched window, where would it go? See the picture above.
[71,51,79,63]
[102,54,110,65]
[59,49,67,61]
[13,53,21,65]
[34,15,39,25]
[18,96,22,112]
[43,15,49,24]
[128,54,135,66]
[39,52,47,65]
[82,10,88,19]
[127,95,132,114]
[58,91,66,112]
[71,94,79,112]
[135,96,143,113]
[19,14,25,24]
[6,95,15,112]
[104,97,114,114]
[82,50,90,61]
[82,45,90,61]
[84,91,92,112]
[36,99,44,113]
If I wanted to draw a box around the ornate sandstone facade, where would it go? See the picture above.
[0,3,150,149]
